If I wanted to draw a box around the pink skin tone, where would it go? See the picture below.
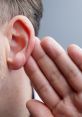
[0,15,35,117]
[0,14,82,117]
[24,37,82,117]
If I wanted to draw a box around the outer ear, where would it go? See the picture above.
[5,15,35,70]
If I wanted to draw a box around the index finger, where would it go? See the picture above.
[24,56,60,110]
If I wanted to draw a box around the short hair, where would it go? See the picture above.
[0,0,43,36]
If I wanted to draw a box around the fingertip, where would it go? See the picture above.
[26,99,34,109]
[67,44,77,54]
[67,44,82,56]
[26,100,53,117]
[41,36,53,47]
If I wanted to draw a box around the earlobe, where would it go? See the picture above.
[8,52,26,69]
[6,15,35,70]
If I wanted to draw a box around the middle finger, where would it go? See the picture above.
[32,38,71,98]
[41,37,82,92]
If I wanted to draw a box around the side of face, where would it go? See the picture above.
[0,15,35,117]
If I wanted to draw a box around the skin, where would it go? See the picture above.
[25,37,82,117]
[0,14,82,117]
[0,15,35,117]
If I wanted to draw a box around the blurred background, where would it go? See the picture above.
[35,0,82,100]
[39,0,82,49]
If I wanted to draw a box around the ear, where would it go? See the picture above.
[5,15,35,70]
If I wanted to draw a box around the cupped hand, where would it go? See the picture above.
[24,37,82,117]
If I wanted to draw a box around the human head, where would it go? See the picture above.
[0,0,43,117]
[0,0,43,36]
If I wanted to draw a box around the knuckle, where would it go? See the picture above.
[49,69,58,84]
[72,93,82,113]
[51,100,64,115]
[38,82,49,93]
[52,98,77,117]
[37,53,45,63]
[68,67,78,78]
[54,51,66,62]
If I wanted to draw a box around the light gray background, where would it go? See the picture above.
[39,0,82,49]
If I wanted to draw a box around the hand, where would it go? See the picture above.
[24,37,82,117]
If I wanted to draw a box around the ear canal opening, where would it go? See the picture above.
[11,35,26,53]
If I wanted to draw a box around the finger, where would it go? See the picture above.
[24,56,60,110]
[41,37,82,92]
[67,44,82,71]
[27,100,53,117]
[32,38,71,98]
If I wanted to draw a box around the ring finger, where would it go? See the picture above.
[41,37,82,92]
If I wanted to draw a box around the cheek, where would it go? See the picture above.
[7,68,32,103]
[0,47,8,79]
[0,35,12,80]
[0,33,11,70]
